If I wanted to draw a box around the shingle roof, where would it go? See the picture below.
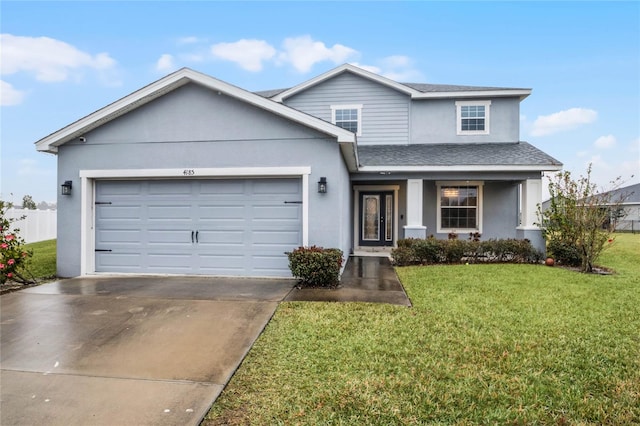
[357,142,562,168]
[401,83,530,93]
[598,183,640,204]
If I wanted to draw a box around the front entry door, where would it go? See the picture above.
[359,192,394,246]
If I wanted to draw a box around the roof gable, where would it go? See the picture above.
[269,63,531,102]
[35,68,356,154]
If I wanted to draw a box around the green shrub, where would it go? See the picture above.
[413,237,441,264]
[1,200,34,284]
[391,237,542,266]
[286,246,344,287]
[547,238,582,266]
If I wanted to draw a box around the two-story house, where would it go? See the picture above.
[36,64,562,278]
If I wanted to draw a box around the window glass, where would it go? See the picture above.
[440,185,478,230]
[335,108,359,133]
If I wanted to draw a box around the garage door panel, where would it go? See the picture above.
[147,205,192,221]
[147,230,194,245]
[148,181,194,196]
[95,178,301,277]
[97,206,143,221]
[198,181,245,195]
[96,229,142,244]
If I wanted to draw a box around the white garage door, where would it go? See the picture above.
[95,179,302,276]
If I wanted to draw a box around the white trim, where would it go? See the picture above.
[79,166,311,276]
[79,166,311,179]
[359,164,563,172]
[416,89,530,100]
[353,185,400,249]
[436,181,484,234]
[330,104,363,136]
[35,68,355,153]
[456,100,491,135]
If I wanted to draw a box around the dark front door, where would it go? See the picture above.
[359,192,394,246]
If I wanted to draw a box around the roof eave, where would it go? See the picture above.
[358,164,563,173]
[412,89,532,100]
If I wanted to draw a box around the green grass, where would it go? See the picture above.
[204,234,640,425]
[24,239,57,280]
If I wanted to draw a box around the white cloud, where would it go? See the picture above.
[155,54,176,72]
[0,80,25,106]
[211,39,276,72]
[352,56,423,82]
[279,35,358,73]
[350,62,381,74]
[594,134,616,149]
[177,36,202,45]
[1,34,117,82]
[530,107,598,137]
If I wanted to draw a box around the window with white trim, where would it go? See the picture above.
[331,104,362,136]
[437,182,483,233]
[456,100,491,135]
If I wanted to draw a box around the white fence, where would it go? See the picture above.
[5,208,57,243]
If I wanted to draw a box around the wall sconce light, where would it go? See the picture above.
[317,177,327,194]
[61,181,73,195]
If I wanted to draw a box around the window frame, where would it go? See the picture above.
[436,181,484,234]
[331,104,363,136]
[456,100,491,135]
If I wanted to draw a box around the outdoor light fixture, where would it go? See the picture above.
[61,181,72,195]
[318,177,327,194]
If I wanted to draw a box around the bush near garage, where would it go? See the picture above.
[286,246,344,287]
[391,235,542,266]
[0,200,34,285]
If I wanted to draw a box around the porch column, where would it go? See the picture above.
[519,178,542,229]
[517,178,545,253]
[404,179,427,239]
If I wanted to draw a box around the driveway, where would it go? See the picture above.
[0,276,294,426]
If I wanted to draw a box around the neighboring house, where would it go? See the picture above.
[541,183,639,232]
[596,183,639,232]
[35,64,562,278]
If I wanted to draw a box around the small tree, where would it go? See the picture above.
[22,195,37,210]
[537,165,627,273]
[1,200,34,284]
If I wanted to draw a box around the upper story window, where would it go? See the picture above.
[456,100,491,135]
[331,104,362,136]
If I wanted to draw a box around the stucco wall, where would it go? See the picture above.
[410,97,521,143]
[56,83,352,277]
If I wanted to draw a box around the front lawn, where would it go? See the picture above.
[206,235,639,424]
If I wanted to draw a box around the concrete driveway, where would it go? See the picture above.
[0,276,294,426]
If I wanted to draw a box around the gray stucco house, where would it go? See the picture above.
[36,64,562,278]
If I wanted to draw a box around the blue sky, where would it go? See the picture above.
[1,1,638,204]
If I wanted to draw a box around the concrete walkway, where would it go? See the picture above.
[285,256,412,307]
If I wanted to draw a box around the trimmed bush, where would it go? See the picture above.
[286,246,344,287]
[391,237,542,266]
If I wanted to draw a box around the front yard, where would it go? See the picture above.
[205,234,640,425]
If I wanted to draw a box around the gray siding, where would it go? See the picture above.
[410,97,521,143]
[57,83,351,277]
[284,72,410,145]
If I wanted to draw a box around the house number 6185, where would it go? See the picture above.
[183,169,195,176]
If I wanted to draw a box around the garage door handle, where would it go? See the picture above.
[191,231,194,243]
[195,231,199,243]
